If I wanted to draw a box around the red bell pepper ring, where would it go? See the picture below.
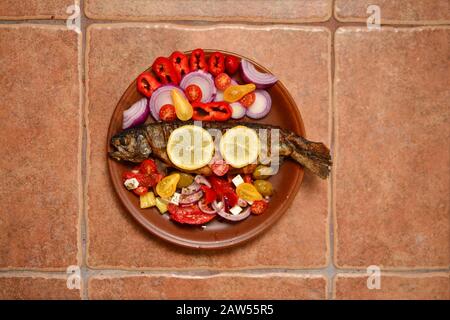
[200,185,217,205]
[189,48,208,72]
[136,72,161,98]
[208,52,225,77]
[169,51,190,81]
[152,57,180,84]
[191,101,232,122]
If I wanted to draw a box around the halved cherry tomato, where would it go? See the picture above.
[122,171,137,182]
[185,84,202,103]
[208,52,225,77]
[159,104,177,122]
[239,92,256,108]
[214,73,231,91]
[200,185,216,205]
[139,159,158,175]
[169,51,190,80]
[250,200,268,215]
[152,57,180,84]
[210,159,229,176]
[133,186,148,196]
[225,55,240,75]
[136,72,161,98]
[189,48,208,72]
[168,203,215,225]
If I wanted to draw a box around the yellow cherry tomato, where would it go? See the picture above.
[236,182,263,202]
[223,84,256,103]
[156,173,180,198]
[171,89,193,121]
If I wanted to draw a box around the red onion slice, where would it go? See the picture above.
[230,102,246,119]
[245,89,272,119]
[180,70,216,103]
[123,98,149,129]
[181,182,201,195]
[198,200,217,215]
[179,190,203,205]
[240,59,278,89]
[194,175,211,188]
[149,85,185,121]
[212,201,251,222]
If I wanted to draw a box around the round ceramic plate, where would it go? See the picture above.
[107,50,305,249]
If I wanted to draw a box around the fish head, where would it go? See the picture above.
[109,129,151,163]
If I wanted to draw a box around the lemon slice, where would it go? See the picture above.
[167,125,214,171]
[220,126,260,168]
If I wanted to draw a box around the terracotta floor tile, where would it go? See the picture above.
[0,0,74,20]
[89,274,326,299]
[334,273,450,300]
[0,25,81,269]
[86,24,330,269]
[0,276,81,299]
[85,0,332,22]
[335,0,450,24]
[334,27,450,269]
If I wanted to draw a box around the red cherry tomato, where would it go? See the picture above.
[208,52,225,77]
[185,84,202,103]
[139,159,158,175]
[208,176,234,198]
[214,73,231,91]
[136,72,161,98]
[133,186,148,196]
[159,104,176,122]
[210,159,229,176]
[225,55,240,75]
[168,203,215,225]
[239,92,256,108]
[250,200,268,215]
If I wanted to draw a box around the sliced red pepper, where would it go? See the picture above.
[200,185,216,205]
[191,101,232,122]
[189,48,208,72]
[169,51,190,81]
[136,72,161,98]
[209,102,232,121]
[191,102,213,121]
[152,57,180,85]
[208,176,234,199]
[168,203,215,225]
[208,52,225,77]
[223,190,238,212]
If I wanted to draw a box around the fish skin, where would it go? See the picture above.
[109,121,332,179]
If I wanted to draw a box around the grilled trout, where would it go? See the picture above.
[109,121,331,179]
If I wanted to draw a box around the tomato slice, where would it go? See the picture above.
[243,174,253,184]
[185,84,202,103]
[200,185,216,205]
[250,200,268,215]
[168,203,215,225]
[214,73,231,91]
[239,92,256,108]
[159,104,177,122]
[208,176,234,198]
[133,186,148,196]
[140,159,158,175]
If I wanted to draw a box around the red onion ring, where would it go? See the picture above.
[240,59,278,89]
[180,70,216,103]
[149,85,185,121]
[122,98,149,129]
[212,201,251,222]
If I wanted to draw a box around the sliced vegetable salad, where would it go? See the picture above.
[123,49,277,129]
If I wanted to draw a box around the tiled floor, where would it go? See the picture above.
[0,1,449,300]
